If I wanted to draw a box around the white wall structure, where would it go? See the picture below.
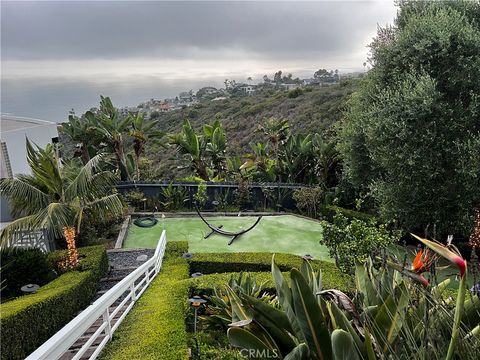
[0,115,59,176]
[0,115,59,221]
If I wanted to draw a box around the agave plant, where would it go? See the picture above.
[201,273,276,331]
[222,251,480,359]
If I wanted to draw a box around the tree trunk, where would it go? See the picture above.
[80,145,91,165]
[114,139,129,181]
[63,226,79,269]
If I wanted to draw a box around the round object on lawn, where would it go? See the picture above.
[191,272,203,278]
[21,284,40,294]
[302,254,314,261]
[133,217,158,228]
[182,252,193,259]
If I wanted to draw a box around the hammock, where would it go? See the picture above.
[194,205,262,245]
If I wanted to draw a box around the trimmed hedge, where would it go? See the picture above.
[189,252,333,273]
[100,242,352,360]
[0,248,56,299]
[188,266,353,297]
[100,241,190,360]
[0,245,107,360]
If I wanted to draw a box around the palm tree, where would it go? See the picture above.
[279,133,314,183]
[169,119,209,181]
[87,96,131,181]
[127,112,164,180]
[60,113,100,165]
[312,134,340,187]
[203,120,227,179]
[0,140,124,267]
[240,143,276,182]
[257,118,290,161]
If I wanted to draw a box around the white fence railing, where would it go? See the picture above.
[26,230,168,360]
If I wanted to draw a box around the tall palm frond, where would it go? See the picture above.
[0,140,124,249]
[0,177,49,216]
[127,112,165,180]
[64,153,117,201]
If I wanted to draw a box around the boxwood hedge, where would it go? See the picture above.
[100,241,190,360]
[188,267,353,296]
[100,242,353,360]
[190,251,331,272]
[0,245,107,360]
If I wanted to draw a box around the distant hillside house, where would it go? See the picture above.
[157,103,173,112]
[0,115,59,222]
[280,83,301,90]
[179,91,195,103]
[119,106,140,117]
[197,86,218,96]
[239,84,256,95]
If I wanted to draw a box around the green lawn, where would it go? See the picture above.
[123,215,332,261]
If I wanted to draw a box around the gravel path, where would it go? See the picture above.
[93,248,155,300]
[107,248,155,269]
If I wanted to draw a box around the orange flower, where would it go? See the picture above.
[411,248,436,274]
[412,250,425,273]
[411,234,467,278]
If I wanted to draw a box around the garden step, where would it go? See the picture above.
[60,305,129,359]
[100,276,127,282]
[59,249,153,358]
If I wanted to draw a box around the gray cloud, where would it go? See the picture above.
[2,1,396,61]
[1,1,396,121]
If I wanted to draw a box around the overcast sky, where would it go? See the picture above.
[1,1,397,122]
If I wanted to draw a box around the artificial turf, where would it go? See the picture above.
[123,214,332,261]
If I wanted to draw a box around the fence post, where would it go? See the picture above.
[144,269,149,286]
[103,308,112,340]
[130,283,136,301]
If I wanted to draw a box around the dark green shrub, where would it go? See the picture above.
[319,204,375,223]
[233,179,252,210]
[193,181,208,208]
[320,213,400,272]
[76,214,124,247]
[160,183,188,211]
[0,245,107,360]
[0,248,56,300]
[287,87,304,98]
[293,186,324,218]
[338,1,480,238]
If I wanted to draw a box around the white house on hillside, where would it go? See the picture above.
[0,115,59,222]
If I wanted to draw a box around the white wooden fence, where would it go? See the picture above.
[26,230,167,360]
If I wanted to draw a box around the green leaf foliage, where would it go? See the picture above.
[338,0,480,237]
[0,245,107,360]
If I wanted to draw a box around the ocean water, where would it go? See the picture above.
[1,75,226,123]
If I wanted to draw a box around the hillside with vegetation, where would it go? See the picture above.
[152,78,359,150]
[143,78,360,178]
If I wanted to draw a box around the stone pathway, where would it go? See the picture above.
[61,248,155,359]
[94,248,155,300]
